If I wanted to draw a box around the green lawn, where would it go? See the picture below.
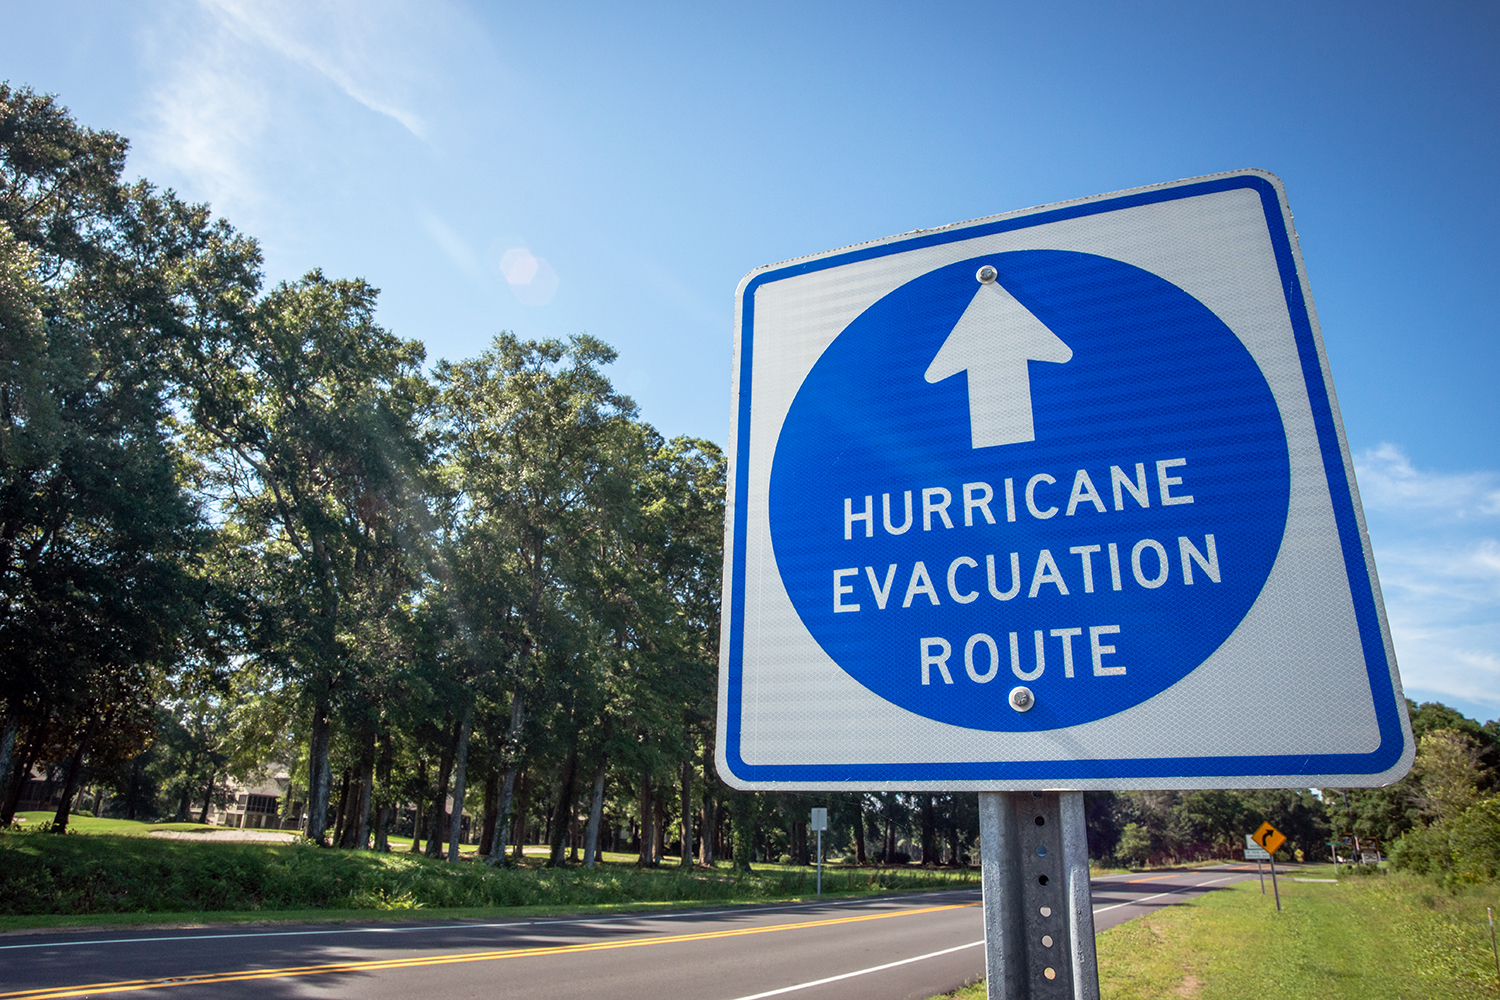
[0,828,980,930]
[938,868,1500,999]
[12,812,226,836]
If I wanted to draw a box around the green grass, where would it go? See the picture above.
[0,830,980,929]
[13,812,226,836]
[936,868,1500,999]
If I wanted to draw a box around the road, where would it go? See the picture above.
[0,866,1264,1000]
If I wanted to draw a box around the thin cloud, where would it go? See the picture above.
[1376,538,1500,607]
[1353,445,1500,716]
[1355,443,1500,518]
[140,33,270,220]
[202,0,431,139]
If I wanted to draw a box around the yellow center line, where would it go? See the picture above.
[3,902,979,1000]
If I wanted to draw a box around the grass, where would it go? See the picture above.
[936,867,1500,999]
[0,829,980,930]
[12,812,225,836]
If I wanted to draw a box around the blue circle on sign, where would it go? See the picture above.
[768,250,1291,731]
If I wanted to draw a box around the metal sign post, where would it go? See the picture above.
[1244,834,1270,895]
[1251,823,1285,912]
[810,807,828,897]
[980,792,1099,1000]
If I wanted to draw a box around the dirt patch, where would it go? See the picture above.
[1172,972,1201,997]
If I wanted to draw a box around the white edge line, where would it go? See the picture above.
[722,941,984,1000]
[1090,874,1242,914]
[3,873,1247,952]
[0,889,984,951]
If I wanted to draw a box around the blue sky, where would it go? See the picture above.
[5,0,1497,723]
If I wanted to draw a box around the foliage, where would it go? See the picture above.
[1,83,262,828]
[0,831,977,917]
[1392,796,1500,887]
[1412,728,1488,822]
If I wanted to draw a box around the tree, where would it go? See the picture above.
[179,271,428,844]
[1411,728,1486,823]
[437,333,636,865]
[1,85,260,828]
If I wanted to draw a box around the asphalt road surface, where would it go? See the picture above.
[0,866,1265,1000]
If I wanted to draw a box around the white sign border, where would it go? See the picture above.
[717,170,1413,791]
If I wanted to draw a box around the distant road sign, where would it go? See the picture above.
[1244,834,1271,861]
[1252,822,1287,856]
[717,170,1414,791]
[810,807,828,832]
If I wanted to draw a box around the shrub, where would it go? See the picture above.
[1389,796,1500,887]
[0,833,980,916]
[1447,797,1500,885]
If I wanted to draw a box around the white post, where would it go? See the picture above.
[817,828,823,897]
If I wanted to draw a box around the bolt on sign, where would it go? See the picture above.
[717,170,1413,792]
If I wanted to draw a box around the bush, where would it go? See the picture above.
[1390,823,1451,876]
[1390,796,1500,886]
[1447,797,1500,884]
[0,833,980,916]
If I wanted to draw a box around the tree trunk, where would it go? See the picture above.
[353,725,376,850]
[653,798,667,865]
[487,690,526,866]
[409,757,428,853]
[427,727,455,858]
[732,793,754,872]
[448,700,474,863]
[51,720,97,833]
[583,756,607,868]
[331,766,352,847]
[479,770,500,857]
[920,796,935,865]
[198,768,217,825]
[2,724,44,826]
[307,695,333,845]
[679,758,694,867]
[0,714,16,819]
[126,756,145,822]
[374,728,394,852]
[638,771,654,866]
[699,736,715,865]
[172,748,199,822]
[854,800,867,864]
[510,775,527,861]
[548,742,579,867]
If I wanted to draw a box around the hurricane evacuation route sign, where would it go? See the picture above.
[716,170,1413,791]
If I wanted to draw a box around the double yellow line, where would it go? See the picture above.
[3,902,978,999]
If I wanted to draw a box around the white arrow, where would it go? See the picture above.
[924,268,1073,449]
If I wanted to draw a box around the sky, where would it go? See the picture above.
[4,0,1497,724]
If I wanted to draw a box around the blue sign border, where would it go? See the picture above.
[723,173,1406,784]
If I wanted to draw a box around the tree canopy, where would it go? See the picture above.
[3,84,1496,890]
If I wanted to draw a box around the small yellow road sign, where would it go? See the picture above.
[1252,821,1287,856]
